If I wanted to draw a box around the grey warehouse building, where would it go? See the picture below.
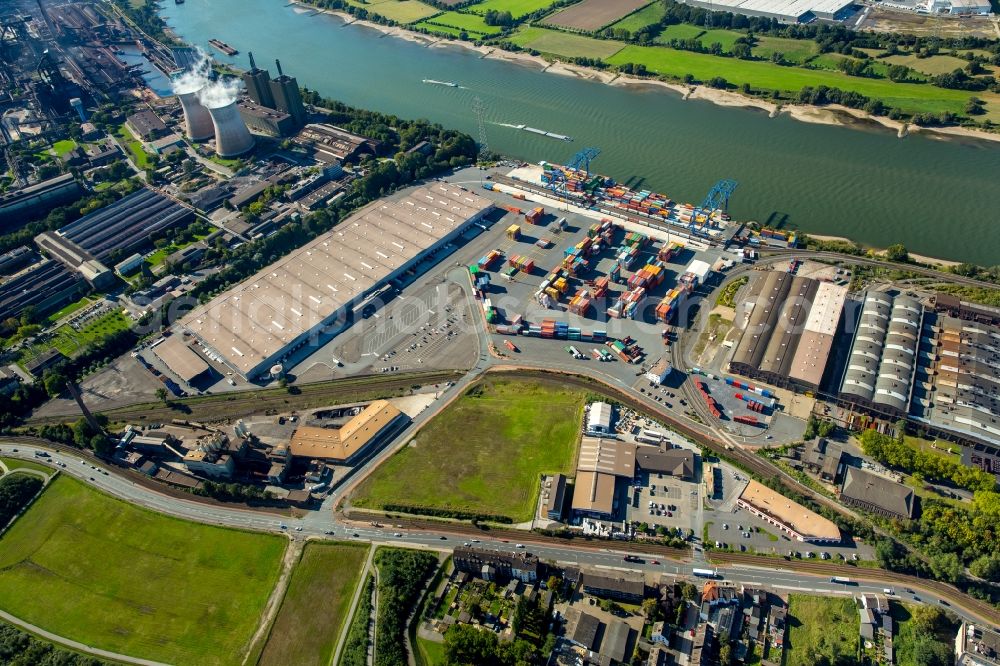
[179,183,494,380]
[679,0,855,22]
[839,291,922,416]
[729,271,847,391]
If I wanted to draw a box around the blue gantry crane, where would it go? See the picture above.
[566,147,600,176]
[690,178,738,233]
[545,147,601,197]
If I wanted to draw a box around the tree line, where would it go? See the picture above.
[373,548,439,666]
[0,621,111,666]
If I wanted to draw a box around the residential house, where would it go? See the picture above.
[860,608,876,641]
[579,570,645,604]
[453,547,539,583]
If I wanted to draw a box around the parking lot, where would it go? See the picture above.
[626,472,699,534]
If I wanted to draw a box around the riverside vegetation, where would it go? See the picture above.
[303,0,1000,127]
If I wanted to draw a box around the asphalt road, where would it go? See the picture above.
[3,442,997,628]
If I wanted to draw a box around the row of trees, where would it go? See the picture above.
[192,481,273,503]
[373,548,439,666]
[0,621,111,666]
[0,474,43,530]
[340,575,374,666]
[859,430,996,493]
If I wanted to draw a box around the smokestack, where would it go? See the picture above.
[249,51,256,71]
[275,59,283,78]
[177,87,214,141]
[206,99,255,157]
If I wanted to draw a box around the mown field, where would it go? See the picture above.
[752,35,819,64]
[467,0,558,19]
[258,543,368,666]
[418,11,502,36]
[346,0,439,23]
[0,476,286,666]
[542,0,650,31]
[351,378,585,522]
[0,457,52,475]
[509,26,625,59]
[605,44,976,114]
[784,595,859,666]
[608,1,664,33]
[653,23,706,46]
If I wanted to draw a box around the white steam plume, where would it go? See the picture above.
[171,47,244,108]
[198,77,243,109]
[171,47,212,96]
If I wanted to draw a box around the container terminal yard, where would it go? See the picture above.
[4,2,1000,663]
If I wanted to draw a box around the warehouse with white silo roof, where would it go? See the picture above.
[838,290,922,416]
[177,184,494,380]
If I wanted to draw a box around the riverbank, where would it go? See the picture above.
[289,1,1000,146]
[806,234,963,268]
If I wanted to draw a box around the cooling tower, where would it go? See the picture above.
[206,100,255,157]
[177,89,214,141]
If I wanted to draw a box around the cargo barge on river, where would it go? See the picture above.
[208,39,238,56]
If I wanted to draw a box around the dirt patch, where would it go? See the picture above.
[542,0,651,31]
[858,6,998,38]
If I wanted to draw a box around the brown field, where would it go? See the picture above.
[542,0,651,31]
[858,6,996,39]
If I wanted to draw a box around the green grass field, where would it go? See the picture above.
[47,310,131,358]
[0,457,53,475]
[51,139,78,157]
[653,23,706,44]
[115,125,152,170]
[608,1,663,33]
[697,28,745,52]
[784,595,859,666]
[419,11,502,36]
[509,26,625,60]
[258,543,367,666]
[605,45,974,114]
[414,20,467,37]
[753,35,819,64]
[351,378,585,522]
[0,476,286,665]
[467,0,558,19]
[346,0,439,23]
[43,295,98,325]
[884,53,969,76]
[416,636,447,665]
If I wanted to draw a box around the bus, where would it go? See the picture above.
[830,576,855,585]
[692,568,718,579]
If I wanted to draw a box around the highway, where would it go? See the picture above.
[3,441,997,628]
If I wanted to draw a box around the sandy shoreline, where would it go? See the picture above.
[804,234,962,268]
[289,1,1000,146]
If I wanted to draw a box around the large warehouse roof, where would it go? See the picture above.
[155,337,211,383]
[739,480,841,542]
[683,0,852,21]
[571,471,617,516]
[840,291,921,413]
[180,184,492,377]
[288,399,404,461]
[730,272,845,389]
[577,437,636,477]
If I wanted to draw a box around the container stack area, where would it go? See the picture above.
[535,162,732,239]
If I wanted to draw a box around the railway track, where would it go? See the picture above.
[761,248,997,290]
[27,370,464,425]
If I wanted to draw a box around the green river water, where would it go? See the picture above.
[161,0,1000,264]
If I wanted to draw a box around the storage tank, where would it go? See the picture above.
[176,87,214,141]
[206,99,255,157]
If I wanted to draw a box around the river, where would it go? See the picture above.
[161,0,1000,264]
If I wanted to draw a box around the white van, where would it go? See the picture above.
[884,588,894,595]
